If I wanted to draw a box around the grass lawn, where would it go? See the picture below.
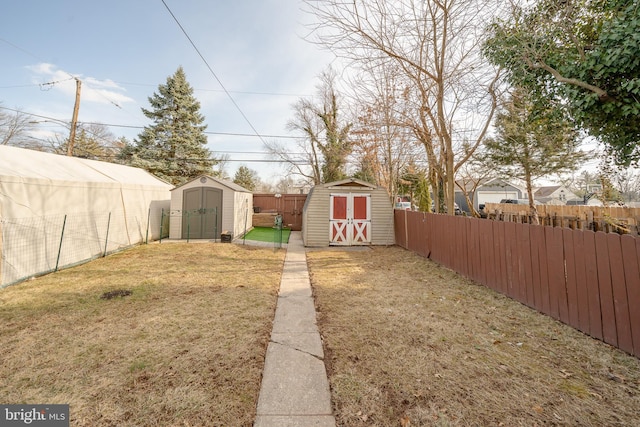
[0,243,285,426]
[242,226,291,244]
[307,246,640,426]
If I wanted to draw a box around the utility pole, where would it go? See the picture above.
[67,78,81,156]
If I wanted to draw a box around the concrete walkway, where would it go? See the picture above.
[254,232,336,427]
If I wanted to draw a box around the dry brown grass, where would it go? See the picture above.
[0,243,284,427]
[307,246,640,427]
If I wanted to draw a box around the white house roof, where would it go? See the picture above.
[0,145,172,189]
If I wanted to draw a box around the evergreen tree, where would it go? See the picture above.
[126,67,215,185]
[233,165,258,191]
[482,87,586,223]
[483,0,640,165]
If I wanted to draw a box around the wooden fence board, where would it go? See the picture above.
[406,212,419,254]
[545,227,564,320]
[595,232,618,347]
[584,231,603,340]
[504,222,517,299]
[520,224,535,308]
[608,233,633,355]
[466,219,474,280]
[456,216,467,275]
[572,230,591,335]
[432,215,444,267]
[470,219,482,284]
[422,213,431,258]
[529,225,544,311]
[478,219,493,287]
[394,210,406,249]
[514,223,527,304]
[563,228,580,330]
[447,215,457,270]
[621,236,640,356]
[493,222,507,294]
[538,227,557,316]
[429,215,440,262]
[555,227,570,324]
[514,224,525,303]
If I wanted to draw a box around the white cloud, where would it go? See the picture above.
[26,63,135,106]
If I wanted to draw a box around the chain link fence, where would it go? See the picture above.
[1,208,164,288]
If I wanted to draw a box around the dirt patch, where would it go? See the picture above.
[307,246,640,426]
[100,289,132,299]
[0,243,285,427]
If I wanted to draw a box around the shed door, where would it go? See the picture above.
[182,187,222,239]
[330,193,371,246]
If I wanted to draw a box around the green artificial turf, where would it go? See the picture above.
[242,226,291,244]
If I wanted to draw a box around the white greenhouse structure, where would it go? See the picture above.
[0,145,172,287]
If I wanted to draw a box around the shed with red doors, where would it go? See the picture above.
[301,178,395,247]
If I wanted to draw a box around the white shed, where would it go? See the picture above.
[302,178,395,247]
[0,145,172,287]
[169,175,252,240]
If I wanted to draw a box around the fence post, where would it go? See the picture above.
[103,212,112,257]
[159,209,164,243]
[145,208,151,244]
[55,215,67,272]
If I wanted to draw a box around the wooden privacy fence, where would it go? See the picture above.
[252,194,307,231]
[484,203,640,235]
[395,210,640,358]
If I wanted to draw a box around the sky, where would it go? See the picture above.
[0,0,336,184]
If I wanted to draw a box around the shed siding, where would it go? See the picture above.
[303,181,394,247]
[169,176,252,240]
[231,191,253,238]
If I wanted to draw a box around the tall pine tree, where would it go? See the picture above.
[127,67,215,185]
[233,165,258,191]
[482,87,586,223]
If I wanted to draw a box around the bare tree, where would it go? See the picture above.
[305,0,501,214]
[268,68,352,184]
[52,123,125,160]
[0,105,37,148]
[455,158,497,217]
[349,62,421,200]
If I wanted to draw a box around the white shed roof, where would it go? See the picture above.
[170,175,251,193]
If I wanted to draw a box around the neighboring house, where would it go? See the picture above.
[455,178,525,213]
[534,185,578,205]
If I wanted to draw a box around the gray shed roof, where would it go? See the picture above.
[170,175,252,193]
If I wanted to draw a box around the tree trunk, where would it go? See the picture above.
[525,171,539,225]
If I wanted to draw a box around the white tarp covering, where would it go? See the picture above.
[0,145,172,287]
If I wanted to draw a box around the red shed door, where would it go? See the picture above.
[330,193,371,246]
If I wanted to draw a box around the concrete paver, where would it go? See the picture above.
[254,232,335,427]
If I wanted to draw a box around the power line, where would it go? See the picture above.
[0,106,299,140]
[113,81,310,98]
[161,0,267,146]
[81,121,299,139]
